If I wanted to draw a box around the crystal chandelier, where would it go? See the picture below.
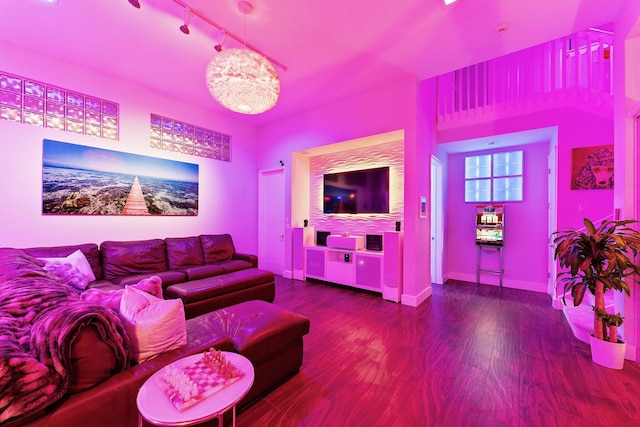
[205,48,280,115]
[204,1,280,115]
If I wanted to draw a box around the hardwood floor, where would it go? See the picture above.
[237,277,640,427]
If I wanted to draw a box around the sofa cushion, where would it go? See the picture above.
[86,279,122,291]
[24,243,102,280]
[199,234,235,263]
[165,236,205,269]
[101,239,167,280]
[119,286,188,363]
[111,270,186,288]
[178,263,226,281]
[222,260,253,273]
[164,268,275,304]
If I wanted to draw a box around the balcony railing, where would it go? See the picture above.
[436,29,613,128]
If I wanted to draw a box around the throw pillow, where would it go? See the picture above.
[81,276,163,311]
[119,286,187,363]
[42,261,91,291]
[39,249,96,289]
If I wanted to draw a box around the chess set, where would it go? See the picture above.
[155,348,245,412]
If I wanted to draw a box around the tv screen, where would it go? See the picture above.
[323,167,390,214]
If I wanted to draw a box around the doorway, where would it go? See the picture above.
[548,140,559,308]
[258,167,285,275]
[430,156,444,285]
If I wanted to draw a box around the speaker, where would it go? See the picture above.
[366,234,383,251]
[316,231,331,246]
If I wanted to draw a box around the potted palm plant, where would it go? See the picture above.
[553,218,640,369]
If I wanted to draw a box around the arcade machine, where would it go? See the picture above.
[475,205,504,287]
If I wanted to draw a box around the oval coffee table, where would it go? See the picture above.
[137,351,254,427]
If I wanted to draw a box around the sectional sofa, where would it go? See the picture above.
[23,234,276,318]
[0,235,310,426]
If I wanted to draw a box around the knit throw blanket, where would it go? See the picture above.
[0,249,131,423]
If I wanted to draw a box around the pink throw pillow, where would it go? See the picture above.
[119,286,187,363]
[39,249,96,289]
[81,276,163,311]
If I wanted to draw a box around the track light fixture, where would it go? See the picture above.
[179,8,193,34]
[128,0,140,8]
[214,31,226,52]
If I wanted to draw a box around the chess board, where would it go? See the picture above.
[155,356,245,412]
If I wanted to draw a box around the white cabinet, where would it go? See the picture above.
[354,253,382,291]
[305,247,326,279]
[325,249,356,284]
[303,231,402,300]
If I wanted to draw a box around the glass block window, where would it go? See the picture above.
[465,178,491,202]
[465,154,491,179]
[465,150,523,202]
[150,114,231,162]
[0,71,119,140]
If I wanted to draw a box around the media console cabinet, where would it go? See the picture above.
[298,230,403,302]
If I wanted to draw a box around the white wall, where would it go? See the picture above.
[258,76,433,305]
[0,40,260,253]
[308,140,404,236]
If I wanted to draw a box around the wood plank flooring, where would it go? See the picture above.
[237,277,640,427]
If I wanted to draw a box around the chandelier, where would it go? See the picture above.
[205,1,280,115]
[205,47,280,115]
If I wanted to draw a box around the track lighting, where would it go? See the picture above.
[179,8,193,35]
[214,31,226,52]
[128,0,140,8]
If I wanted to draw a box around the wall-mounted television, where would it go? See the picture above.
[323,166,390,214]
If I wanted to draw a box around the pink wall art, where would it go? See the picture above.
[42,139,199,216]
[571,145,614,190]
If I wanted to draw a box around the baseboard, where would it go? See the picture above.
[401,286,432,307]
[562,304,591,344]
[552,298,564,310]
[626,343,637,361]
[282,270,293,279]
[446,271,546,293]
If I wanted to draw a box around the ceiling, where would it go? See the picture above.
[0,0,624,127]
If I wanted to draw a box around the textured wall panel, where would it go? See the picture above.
[309,140,404,237]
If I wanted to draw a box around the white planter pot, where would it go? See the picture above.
[589,335,626,369]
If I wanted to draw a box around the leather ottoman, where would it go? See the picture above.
[164,268,276,318]
[194,299,311,409]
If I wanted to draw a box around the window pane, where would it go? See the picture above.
[465,155,491,179]
[465,179,491,202]
[493,151,523,176]
[493,177,523,201]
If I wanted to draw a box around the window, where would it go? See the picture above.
[150,114,231,162]
[465,150,523,202]
[0,71,119,140]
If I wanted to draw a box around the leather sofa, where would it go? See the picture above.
[0,240,310,426]
[15,300,310,427]
[22,234,276,317]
